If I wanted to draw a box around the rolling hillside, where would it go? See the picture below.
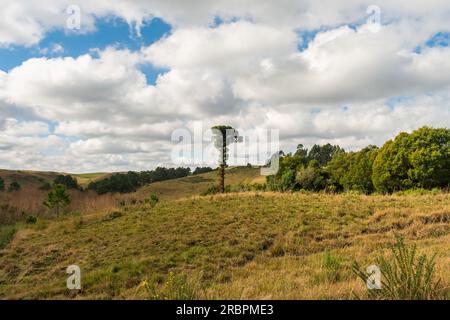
[0,192,448,299]
[136,166,263,200]
[0,169,112,189]
[0,169,60,189]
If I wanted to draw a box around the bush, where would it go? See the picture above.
[320,250,342,283]
[201,185,220,196]
[25,215,37,224]
[145,193,159,207]
[8,181,21,192]
[296,161,327,191]
[0,177,4,191]
[54,175,79,189]
[352,237,444,299]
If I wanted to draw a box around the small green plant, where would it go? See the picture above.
[352,237,443,300]
[139,272,199,300]
[145,193,159,207]
[25,215,37,224]
[321,250,342,283]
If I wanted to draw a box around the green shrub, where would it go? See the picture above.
[8,181,21,192]
[320,250,342,283]
[352,237,444,299]
[144,194,159,207]
[201,185,220,195]
[25,215,37,224]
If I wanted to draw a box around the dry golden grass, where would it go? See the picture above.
[0,192,448,299]
[0,167,263,224]
[135,166,263,200]
[0,187,144,224]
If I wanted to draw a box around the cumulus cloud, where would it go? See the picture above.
[0,1,449,171]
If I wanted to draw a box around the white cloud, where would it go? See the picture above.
[0,1,449,171]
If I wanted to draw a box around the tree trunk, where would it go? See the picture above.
[219,164,225,193]
[56,203,59,218]
[219,134,227,193]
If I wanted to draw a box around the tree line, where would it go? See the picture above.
[267,127,449,193]
[87,167,192,194]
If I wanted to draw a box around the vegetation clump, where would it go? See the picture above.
[352,237,444,300]
[25,215,37,224]
[8,181,21,192]
[268,127,449,194]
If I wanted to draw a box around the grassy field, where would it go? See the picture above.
[72,173,112,188]
[136,166,262,200]
[0,167,262,225]
[0,191,448,299]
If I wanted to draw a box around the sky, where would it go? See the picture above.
[0,0,449,172]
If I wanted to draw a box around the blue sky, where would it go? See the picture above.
[0,17,171,84]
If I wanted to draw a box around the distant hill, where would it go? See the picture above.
[0,167,263,196]
[0,169,60,189]
[0,169,112,189]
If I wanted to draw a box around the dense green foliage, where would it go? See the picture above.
[54,174,79,189]
[372,127,450,193]
[88,167,191,194]
[328,145,379,193]
[268,127,449,193]
[267,143,341,191]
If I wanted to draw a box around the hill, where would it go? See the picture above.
[0,192,448,299]
[0,169,60,189]
[72,173,112,188]
[136,166,263,200]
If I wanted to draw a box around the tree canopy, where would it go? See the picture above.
[268,127,449,194]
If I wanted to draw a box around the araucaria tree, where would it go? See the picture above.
[44,184,71,218]
[212,125,242,193]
